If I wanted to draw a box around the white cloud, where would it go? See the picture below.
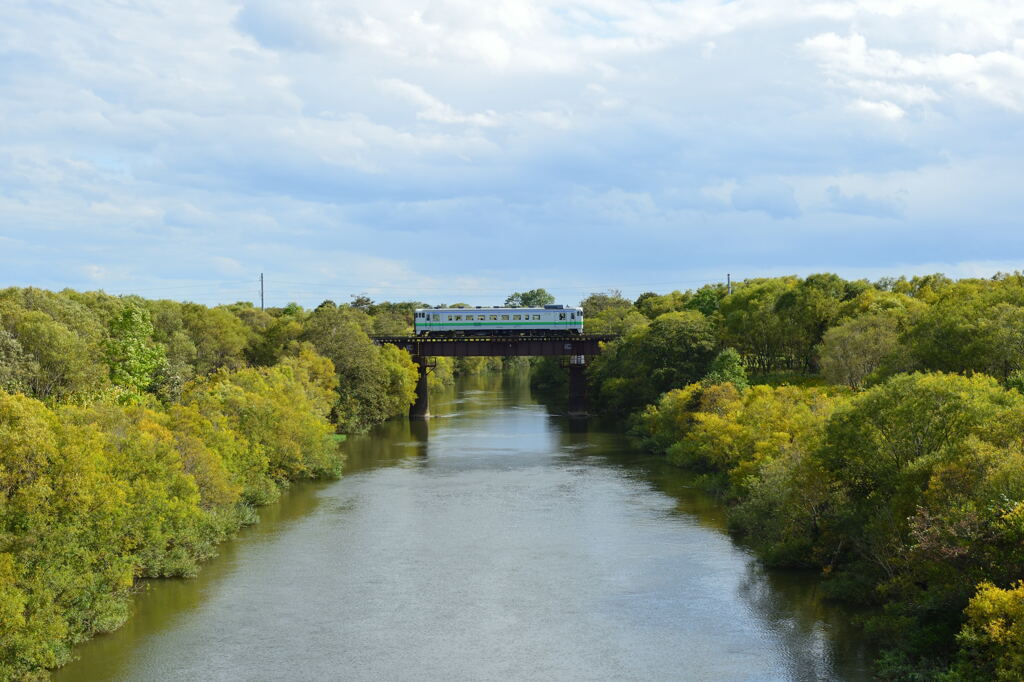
[3,0,1024,304]
[803,29,1024,112]
[380,79,502,126]
[851,98,905,120]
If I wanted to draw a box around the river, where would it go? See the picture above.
[57,373,873,681]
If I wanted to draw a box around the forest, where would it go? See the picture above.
[538,273,1024,680]
[0,287,509,679]
[5,276,1024,679]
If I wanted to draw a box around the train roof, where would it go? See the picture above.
[415,305,582,311]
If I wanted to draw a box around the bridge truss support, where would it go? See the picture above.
[410,356,433,419]
[567,355,587,418]
[369,336,616,421]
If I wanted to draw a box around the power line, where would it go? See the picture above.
[268,278,723,293]
[106,281,252,293]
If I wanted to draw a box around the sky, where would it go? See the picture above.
[2,0,1024,307]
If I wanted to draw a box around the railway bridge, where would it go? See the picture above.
[370,335,616,419]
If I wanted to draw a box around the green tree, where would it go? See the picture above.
[703,348,749,390]
[635,290,690,319]
[505,288,555,307]
[719,277,802,372]
[180,304,250,374]
[772,273,858,370]
[103,304,166,396]
[818,312,903,388]
[0,329,35,393]
[0,302,108,400]
[580,290,632,317]
[589,310,717,414]
[953,580,1024,681]
[302,304,417,431]
[583,307,649,335]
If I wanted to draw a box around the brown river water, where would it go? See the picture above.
[56,373,872,681]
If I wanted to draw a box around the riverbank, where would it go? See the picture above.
[57,374,873,681]
[638,373,1024,679]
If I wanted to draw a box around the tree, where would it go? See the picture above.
[903,280,1024,379]
[588,310,717,414]
[772,273,852,370]
[818,312,902,388]
[635,290,690,319]
[703,348,749,391]
[350,295,373,311]
[103,304,166,396]
[301,305,417,431]
[686,284,728,317]
[583,307,649,335]
[0,302,108,400]
[180,304,250,374]
[0,329,35,393]
[719,277,803,372]
[953,580,1024,681]
[580,290,631,317]
[505,288,554,307]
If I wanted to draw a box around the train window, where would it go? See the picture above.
[447,315,453,321]
[454,315,462,321]
[570,313,575,319]
[532,314,541,320]
[489,315,497,320]
[478,315,485,320]
[559,313,566,320]
[433,314,440,321]
[501,315,509,320]
[513,314,521,320]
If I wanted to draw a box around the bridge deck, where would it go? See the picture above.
[371,334,615,357]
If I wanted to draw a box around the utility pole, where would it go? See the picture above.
[259,273,264,310]
[727,273,732,295]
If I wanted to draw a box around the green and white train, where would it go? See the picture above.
[413,304,584,336]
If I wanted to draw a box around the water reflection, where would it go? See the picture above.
[58,371,871,681]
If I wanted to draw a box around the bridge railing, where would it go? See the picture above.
[370,334,617,357]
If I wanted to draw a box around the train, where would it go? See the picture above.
[413,304,584,336]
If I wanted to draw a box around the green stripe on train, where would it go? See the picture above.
[417,321,581,327]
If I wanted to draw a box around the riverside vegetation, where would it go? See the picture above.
[5,278,1024,679]
[0,288,510,679]
[530,274,1024,680]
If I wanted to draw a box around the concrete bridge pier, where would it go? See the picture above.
[567,355,587,418]
[410,356,431,420]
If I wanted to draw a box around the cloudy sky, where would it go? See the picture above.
[3,0,1024,307]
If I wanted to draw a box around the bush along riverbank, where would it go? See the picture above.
[550,275,1024,679]
[0,286,573,678]
[0,287,431,679]
[0,348,347,678]
[638,369,1024,680]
